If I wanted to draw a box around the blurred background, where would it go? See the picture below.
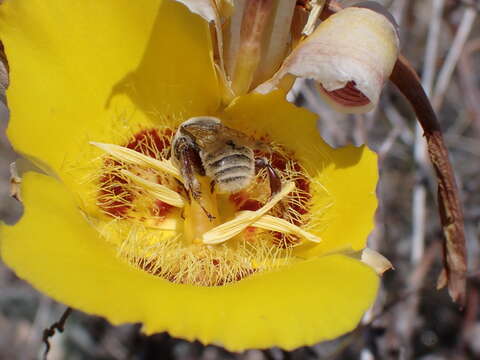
[0,0,479,359]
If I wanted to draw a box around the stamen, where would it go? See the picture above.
[251,215,321,243]
[120,169,185,208]
[90,142,182,180]
[203,181,295,244]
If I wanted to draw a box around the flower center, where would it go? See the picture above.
[89,124,319,286]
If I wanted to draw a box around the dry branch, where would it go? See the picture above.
[42,307,73,360]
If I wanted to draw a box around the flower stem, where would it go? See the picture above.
[389,56,467,305]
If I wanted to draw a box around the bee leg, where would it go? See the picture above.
[255,157,281,196]
[201,205,216,222]
[178,142,216,221]
[210,180,216,194]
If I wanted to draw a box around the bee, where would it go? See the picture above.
[172,117,281,218]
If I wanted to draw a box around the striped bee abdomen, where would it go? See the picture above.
[202,145,255,193]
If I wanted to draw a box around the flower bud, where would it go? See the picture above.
[256,6,400,113]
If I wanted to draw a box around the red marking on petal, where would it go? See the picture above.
[98,128,175,219]
[126,128,173,159]
[98,172,133,218]
[241,199,263,211]
[243,226,258,243]
[230,191,263,211]
[322,81,371,107]
[151,200,173,218]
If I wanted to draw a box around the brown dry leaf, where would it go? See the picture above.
[390,56,467,306]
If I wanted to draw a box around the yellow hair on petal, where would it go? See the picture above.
[116,224,294,287]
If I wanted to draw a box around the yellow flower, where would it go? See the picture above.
[0,0,391,351]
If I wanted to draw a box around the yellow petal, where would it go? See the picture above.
[1,172,378,351]
[0,0,220,176]
[221,91,378,255]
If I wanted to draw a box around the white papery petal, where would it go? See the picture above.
[361,248,393,275]
[256,7,399,114]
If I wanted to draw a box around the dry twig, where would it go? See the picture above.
[42,307,72,360]
[432,6,478,110]
[458,40,480,137]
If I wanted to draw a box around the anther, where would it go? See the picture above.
[251,215,321,243]
[90,142,182,180]
[203,181,295,244]
[120,169,185,208]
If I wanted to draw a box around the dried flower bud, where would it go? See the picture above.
[256,6,400,113]
[361,248,393,275]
